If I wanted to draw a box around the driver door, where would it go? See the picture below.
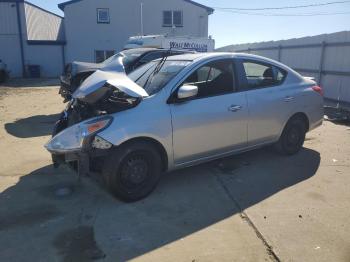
[170,59,248,165]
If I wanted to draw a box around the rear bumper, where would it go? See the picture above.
[309,117,323,131]
[308,102,324,132]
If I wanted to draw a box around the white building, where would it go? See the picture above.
[0,0,65,77]
[0,0,213,78]
[59,0,214,63]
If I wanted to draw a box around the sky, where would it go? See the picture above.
[28,0,350,48]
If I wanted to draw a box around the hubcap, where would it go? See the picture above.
[121,155,149,187]
[288,127,299,144]
[286,126,301,149]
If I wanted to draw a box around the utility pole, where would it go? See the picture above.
[140,2,144,36]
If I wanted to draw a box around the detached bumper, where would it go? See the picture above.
[51,151,89,176]
[50,125,112,176]
[51,146,111,176]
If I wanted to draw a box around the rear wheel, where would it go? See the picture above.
[275,117,307,155]
[103,142,162,202]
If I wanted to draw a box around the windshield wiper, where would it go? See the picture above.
[143,49,172,89]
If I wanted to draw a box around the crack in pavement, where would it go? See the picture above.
[213,171,281,262]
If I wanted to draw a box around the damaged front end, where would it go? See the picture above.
[47,56,149,175]
[46,116,114,175]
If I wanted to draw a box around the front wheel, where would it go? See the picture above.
[103,142,162,202]
[275,117,307,155]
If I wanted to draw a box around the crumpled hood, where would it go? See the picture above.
[72,56,148,104]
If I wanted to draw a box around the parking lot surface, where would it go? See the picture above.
[0,82,349,262]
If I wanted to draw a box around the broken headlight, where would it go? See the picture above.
[45,116,113,153]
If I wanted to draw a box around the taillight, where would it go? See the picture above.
[312,85,323,96]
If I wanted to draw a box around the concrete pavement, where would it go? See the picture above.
[0,84,349,261]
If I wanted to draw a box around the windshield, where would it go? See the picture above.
[121,49,148,67]
[102,50,146,69]
[128,60,190,95]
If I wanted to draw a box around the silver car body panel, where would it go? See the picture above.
[65,52,324,171]
[72,56,149,100]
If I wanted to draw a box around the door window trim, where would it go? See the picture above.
[238,59,288,91]
[167,58,241,104]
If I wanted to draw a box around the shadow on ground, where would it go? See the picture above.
[5,114,60,138]
[0,147,320,261]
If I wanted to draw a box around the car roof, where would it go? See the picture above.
[121,48,158,54]
[122,48,195,54]
[166,52,295,72]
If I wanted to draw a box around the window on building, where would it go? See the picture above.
[173,11,183,27]
[163,11,173,27]
[163,10,183,27]
[242,61,287,89]
[95,50,115,63]
[97,8,110,24]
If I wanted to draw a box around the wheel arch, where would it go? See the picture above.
[278,112,310,140]
[117,137,169,172]
[288,112,310,131]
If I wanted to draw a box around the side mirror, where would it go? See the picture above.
[177,85,198,100]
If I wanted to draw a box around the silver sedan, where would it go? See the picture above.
[46,53,324,201]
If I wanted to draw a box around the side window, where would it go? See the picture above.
[242,61,287,89]
[183,60,235,99]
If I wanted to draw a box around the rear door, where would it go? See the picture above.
[170,58,248,165]
[237,59,296,145]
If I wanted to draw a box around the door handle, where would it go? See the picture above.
[228,105,242,112]
[284,96,294,102]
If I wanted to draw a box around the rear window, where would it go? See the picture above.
[242,61,287,89]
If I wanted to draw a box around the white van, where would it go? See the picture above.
[124,35,215,52]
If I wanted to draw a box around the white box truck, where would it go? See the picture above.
[124,35,215,52]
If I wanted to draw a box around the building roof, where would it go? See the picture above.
[58,0,214,14]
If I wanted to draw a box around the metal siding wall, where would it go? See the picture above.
[24,3,64,41]
[0,35,22,77]
[0,2,22,77]
[217,31,350,105]
[323,46,350,72]
[250,50,279,61]
[24,45,63,77]
[280,48,322,69]
[0,2,18,34]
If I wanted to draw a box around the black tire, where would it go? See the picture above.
[275,117,307,155]
[103,141,163,202]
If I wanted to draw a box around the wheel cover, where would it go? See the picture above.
[285,126,302,150]
[120,154,149,189]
